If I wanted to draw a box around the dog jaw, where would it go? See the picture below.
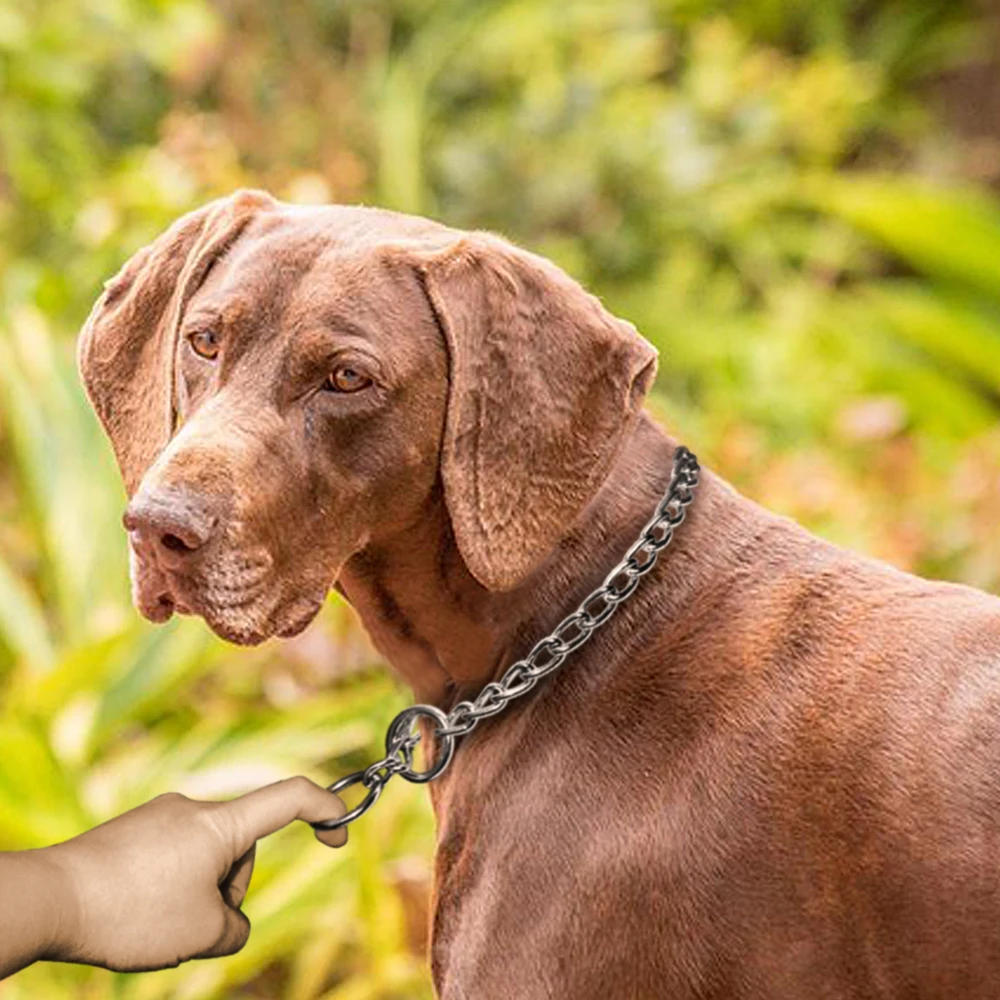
[128,539,327,645]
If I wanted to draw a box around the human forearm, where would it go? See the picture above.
[0,847,72,980]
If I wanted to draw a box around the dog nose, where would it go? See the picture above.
[123,488,217,556]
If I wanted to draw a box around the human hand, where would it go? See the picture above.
[40,776,346,973]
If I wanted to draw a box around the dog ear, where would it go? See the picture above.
[77,190,275,495]
[412,233,658,591]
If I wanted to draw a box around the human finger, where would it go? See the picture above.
[216,776,347,854]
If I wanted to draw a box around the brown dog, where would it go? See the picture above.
[79,190,1000,999]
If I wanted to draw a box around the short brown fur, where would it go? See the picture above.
[79,191,1000,999]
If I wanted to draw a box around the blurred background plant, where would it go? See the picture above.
[2,0,1000,996]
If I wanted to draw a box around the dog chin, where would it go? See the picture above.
[199,612,269,646]
[132,590,266,645]
[203,595,324,646]
[274,593,327,639]
[132,568,326,645]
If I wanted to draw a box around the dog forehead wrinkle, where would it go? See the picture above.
[299,247,445,360]
[217,226,331,303]
[288,253,395,340]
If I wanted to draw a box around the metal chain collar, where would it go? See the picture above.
[312,446,700,832]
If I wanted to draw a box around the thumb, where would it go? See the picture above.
[219,776,348,855]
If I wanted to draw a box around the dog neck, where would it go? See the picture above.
[336,412,755,707]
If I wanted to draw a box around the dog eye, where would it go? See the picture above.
[324,366,372,393]
[188,329,220,360]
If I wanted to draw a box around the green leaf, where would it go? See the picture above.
[861,281,1000,392]
[807,174,1000,300]
[0,553,54,670]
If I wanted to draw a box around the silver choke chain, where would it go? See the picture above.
[312,446,700,832]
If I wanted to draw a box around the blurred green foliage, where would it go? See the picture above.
[2,0,1000,996]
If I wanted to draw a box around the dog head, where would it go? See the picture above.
[78,190,657,644]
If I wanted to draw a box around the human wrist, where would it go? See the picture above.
[0,846,76,978]
[31,844,84,963]
[18,846,80,964]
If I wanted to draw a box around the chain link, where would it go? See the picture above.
[312,446,700,832]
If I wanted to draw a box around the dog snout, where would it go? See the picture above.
[123,487,218,558]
